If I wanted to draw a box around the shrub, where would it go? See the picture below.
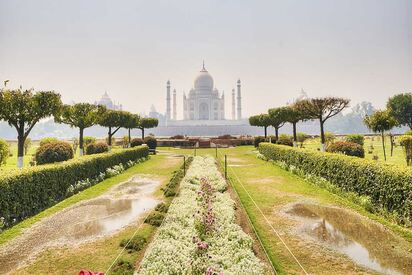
[144,136,157,150]
[0,140,9,166]
[0,146,149,228]
[327,141,365,158]
[111,259,134,275]
[325,132,336,145]
[277,134,293,147]
[120,235,146,252]
[171,135,185,139]
[163,156,193,197]
[35,141,74,165]
[86,142,109,155]
[39,137,58,147]
[155,202,169,213]
[145,212,164,226]
[218,134,235,139]
[130,138,144,147]
[254,136,267,147]
[345,134,364,146]
[259,143,412,225]
[297,132,310,147]
[406,130,412,135]
[83,136,96,147]
[399,135,412,166]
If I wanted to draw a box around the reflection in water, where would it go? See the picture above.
[286,203,412,275]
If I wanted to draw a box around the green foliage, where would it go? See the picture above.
[296,132,310,147]
[249,114,271,137]
[406,130,412,135]
[86,142,109,155]
[139,117,158,129]
[254,136,267,147]
[0,146,149,228]
[83,136,96,147]
[35,141,74,165]
[259,142,412,225]
[144,136,157,150]
[24,138,32,155]
[399,135,412,166]
[130,138,144,147]
[0,139,9,166]
[364,110,397,133]
[387,93,412,129]
[324,132,336,146]
[144,212,165,226]
[120,235,146,252]
[72,137,79,153]
[163,156,193,197]
[39,137,58,147]
[155,202,169,213]
[111,259,134,275]
[327,141,365,158]
[276,134,293,147]
[268,107,289,130]
[345,134,364,146]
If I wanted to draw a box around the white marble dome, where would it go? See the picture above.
[194,67,214,90]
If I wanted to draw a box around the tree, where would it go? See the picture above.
[56,103,106,156]
[283,105,306,146]
[0,88,62,168]
[387,93,412,129]
[99,110,133,147]
[138,117,158,139]
[295,97,350,151]
[268,107,289,142]
[249,114,271,138]
[364,110,397,161]
[124,114,140,147]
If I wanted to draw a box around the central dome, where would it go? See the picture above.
[194,67,214,90]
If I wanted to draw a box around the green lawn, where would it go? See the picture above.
[8,153,183,274]
[303,135,408,167]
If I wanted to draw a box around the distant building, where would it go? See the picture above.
[95,92,122,110]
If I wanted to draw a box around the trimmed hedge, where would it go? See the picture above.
[327,141,365,158]
[0,146,149,228]
[259,142,412,224]
[86,141,109,155]
[35,141,74,164]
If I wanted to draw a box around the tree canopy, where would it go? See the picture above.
[0,88,62,167]
[137,117,159,139]
[268,107,289,140]
[99,110,134,146]
[249,114,271,138]
[387,93,412,130]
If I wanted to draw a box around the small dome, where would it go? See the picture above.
[194,67,214,90]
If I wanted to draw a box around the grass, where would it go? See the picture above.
[206,146,411,274]
[11,153,183,274]
[0,154,179,246]
[303,135,408,167]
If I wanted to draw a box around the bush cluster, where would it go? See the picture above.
[259,142,412,225]
[83,136,96,147]
[120,235,146,252]
[327,141,365,158]
[0,146,149,228]
[163,156,193,197]
[35,141,74,164]
[254,136,267,147]
[399,135,412,166]
[276,134,293,147]
[0,139,9,166]
[170,135,185,139]
[39,137,58,147]
[345,134,364,146]
[144,136,157,150]
[86,141,109,155]
[130,138,144,147]
[144,212,165,226]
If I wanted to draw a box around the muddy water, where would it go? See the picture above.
[285,203,412,275]
[0,175,160,274]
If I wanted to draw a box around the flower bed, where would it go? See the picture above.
[139,156,265,274]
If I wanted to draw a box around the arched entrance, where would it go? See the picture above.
[199,103,209,120]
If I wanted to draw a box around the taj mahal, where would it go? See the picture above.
[163,62,245,127]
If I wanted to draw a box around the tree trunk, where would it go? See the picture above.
[275,128,279,142]
[381,132,387,161]
[79,128,84,156]
[390,134,394,157]
[320,120,326,152]
[128,128,131,147]
[264,126,267,138]
[292,122,297,147]
[17,134,25,168]
[108,127,112,146]
[141,128,145,140]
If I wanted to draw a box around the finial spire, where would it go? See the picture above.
[202,60,205,70]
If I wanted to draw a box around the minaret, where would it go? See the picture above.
[231,88,236,120]
[173,89,177,120]
[166,80,171,120]
[236,79,242,120]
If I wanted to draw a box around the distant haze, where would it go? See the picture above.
[1,0,411,119]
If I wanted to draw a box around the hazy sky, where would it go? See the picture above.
[1,0,411,119]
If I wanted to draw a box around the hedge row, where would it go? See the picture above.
[0,146,149,228]
[258,142,412,224]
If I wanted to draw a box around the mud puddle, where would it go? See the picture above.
[0,175,161,274]
[284,203,412,275]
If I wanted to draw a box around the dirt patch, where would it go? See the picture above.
[0,175,162,274]
[284,203,412,275]
[156,156,182,169]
